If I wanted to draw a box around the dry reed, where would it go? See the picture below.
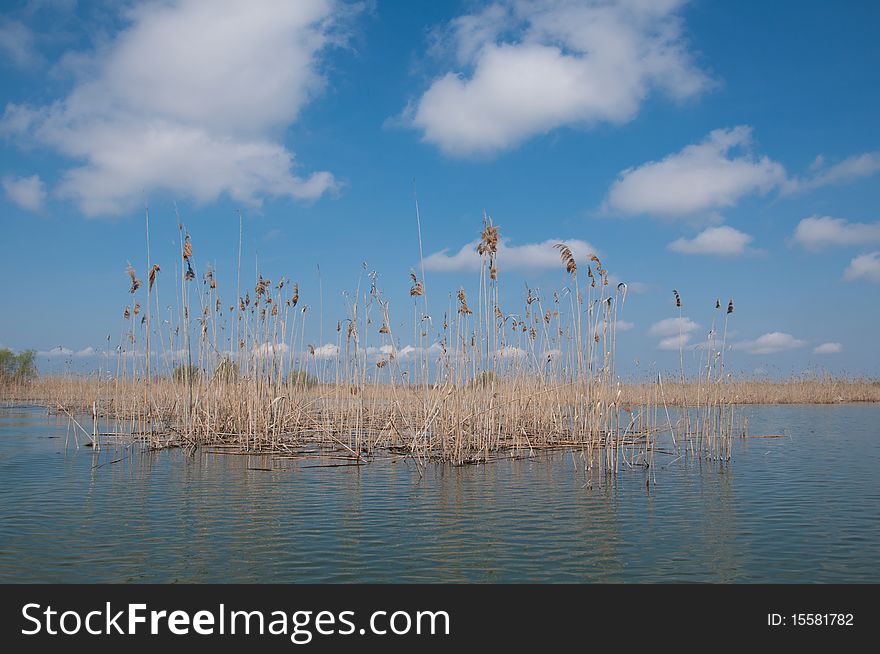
[0,215,795,480]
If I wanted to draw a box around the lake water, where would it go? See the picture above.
[0,404,877,583]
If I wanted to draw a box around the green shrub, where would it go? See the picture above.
[172,364,201,383]
[213,358,240,382]
[288,369,318,388]
[0,348,37,383]
[472,370,497,388]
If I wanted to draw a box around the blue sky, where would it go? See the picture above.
[0,0,878,378]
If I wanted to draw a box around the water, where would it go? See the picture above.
[0,404,877,583]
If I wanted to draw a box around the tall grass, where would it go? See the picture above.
[1,215,754,475]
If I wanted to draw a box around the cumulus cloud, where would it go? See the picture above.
[814,342,842,354]
[783,152,880,194]
[310,343,340,359]
[792,216,880,251]
[423,237,598,272]
[668,225,754,256]
[1,0,346,216]
[605,126,786,217]
[367,343,437,363]
[494,345,528,360]
[736,332,806,355]
[118,347,188,360]
[649,316,699,350]
[388,343,445,362]
[655,334,689,350]
[2,174,46,211]
[311,342,444,363]
[843,251,880,284]
[616,320,635,331]
[649,317,699,338]
[408,0,710,156]
[364,344,395,359]
[252,342,290,357]
[39,346,96,357]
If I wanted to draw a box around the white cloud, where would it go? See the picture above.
[252,342,289,357]
[423,241,483,273]
[367,344,433,363]
[843,251,880,284]
[792,216,880,251]
[616,320,635,331]
[2,174,46,211]
[649,316,699,350]
[394,345,417,360]
[494,345,528,360]
[605,126,786,217]
[657,334,690,350]
[784,152,880,194]
[310,343,340,359]
[649,316,699,338]
[391,343,444,362]
[814,342,842,354]
[39,346,96,357]
[736,332,806,355]
[310,342,444,362]
[668,225,753,256]
[0,17,38,68]
[1,0,346,216]
[365,344,395,358]
[408,0,710,156]
[423,237,598,273]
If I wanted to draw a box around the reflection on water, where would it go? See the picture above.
[0,404,877,582]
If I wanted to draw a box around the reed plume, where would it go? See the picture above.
[554,243,577,276]
[457,288,472,315]
[148,264,160,291]
[126,264,141,294]
[409,271,424,297]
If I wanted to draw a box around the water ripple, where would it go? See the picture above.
[0,405,878,582]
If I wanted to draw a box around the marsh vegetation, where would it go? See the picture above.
[0,212,760,484]
[3,213,872,477]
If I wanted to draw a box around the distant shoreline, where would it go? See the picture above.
[3,376,878,407]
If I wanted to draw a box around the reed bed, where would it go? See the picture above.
[1,213,750,478]
[7,376,874,415]
[619,377,880,405]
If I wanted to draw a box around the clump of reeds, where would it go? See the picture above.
[0,213,775,480]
